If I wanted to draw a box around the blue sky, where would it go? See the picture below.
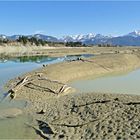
[0,1,140,37]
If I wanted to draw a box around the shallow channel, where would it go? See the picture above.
[70,68,140,95]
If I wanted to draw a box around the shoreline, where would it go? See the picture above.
[4,50,140,139]
[0,46,140,58]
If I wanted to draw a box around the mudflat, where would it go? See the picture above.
[5,48,140,139]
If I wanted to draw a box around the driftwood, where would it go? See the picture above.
[24,82,57,94]
[7,73,72,99]
[37,74,72,94]
[58,85,72,94]
[38,76,65,85]
[8,76,33,99]
[27,82,71,95]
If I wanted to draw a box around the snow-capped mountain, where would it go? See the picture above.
[61,31,140,46]
[1,30,140,46]
[0,34,58,42]
[31,34,58,42]
[8,35,22,40]
[60,36,75,42]
[0,35,7,40]
[61,33,112,45]
[125,30,140,37]
[73,33,95,42]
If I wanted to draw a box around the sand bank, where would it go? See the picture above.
[16,52,140,83]
[6,51,140,139]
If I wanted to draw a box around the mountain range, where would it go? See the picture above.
[1,30,140,46]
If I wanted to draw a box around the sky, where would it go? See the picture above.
[0,1,140,38]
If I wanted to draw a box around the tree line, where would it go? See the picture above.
[17,36,87,47]
[17,36,47,46]
[0,36,87,47]
[65,42,86,47]
[0,39,9,44]
[97,44,122,47]
[0,36,122,47]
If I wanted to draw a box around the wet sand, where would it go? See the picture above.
[5,49,140,139]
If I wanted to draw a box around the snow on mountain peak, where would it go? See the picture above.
[0,35,7,39]
[126,30,140,37]
[134,30,140,34]
[61,33,96,42]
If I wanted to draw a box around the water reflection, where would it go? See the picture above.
[0,55,56,63]
[0,54,93,63]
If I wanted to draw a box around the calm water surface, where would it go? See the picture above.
[70,69,140,95]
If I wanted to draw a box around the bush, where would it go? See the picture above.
[65,42,83,47]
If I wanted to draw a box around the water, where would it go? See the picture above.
[0,54,93,139]
[0,115,38,139]
[70,68,140,95]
